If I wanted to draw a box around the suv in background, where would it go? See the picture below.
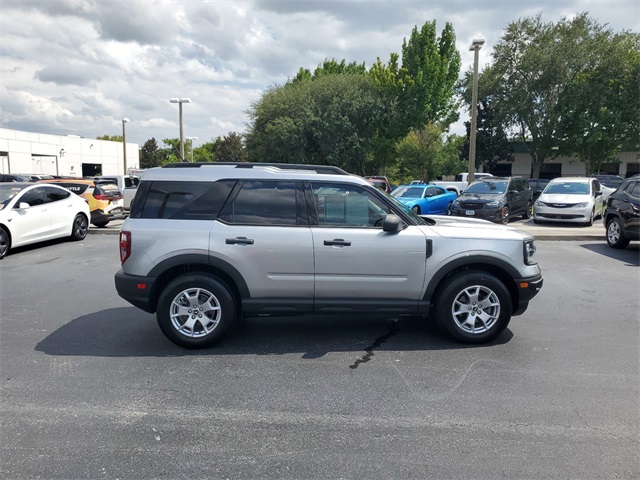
[603,174,640,249]
[115,163,542,349]
[38,178,126,227]
[448,177,533,224]
[364,175,392,193]
[92,175,140,210]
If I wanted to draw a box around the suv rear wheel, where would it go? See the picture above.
[157,274,236,348]
[434,271,512,344]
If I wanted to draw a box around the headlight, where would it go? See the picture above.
[487,201,502,206]
[535,200,543,207]
[452,199,460,207]
[575,202,588,208]
[523,240,537,265]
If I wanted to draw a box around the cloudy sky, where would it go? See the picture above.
[1,0,638,149]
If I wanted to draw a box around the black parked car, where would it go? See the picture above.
[449,177,533,224]
[603,174,640,249]
[527,178,550,201]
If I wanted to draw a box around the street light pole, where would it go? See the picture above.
[186,136,198,162]
[170,98,192,161]
[468,38,485,185]
[122,118,129,175]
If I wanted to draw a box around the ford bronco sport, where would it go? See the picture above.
[115,163,543,348]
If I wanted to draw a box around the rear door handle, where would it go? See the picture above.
[324,239,351,247]
[226,237,254,245]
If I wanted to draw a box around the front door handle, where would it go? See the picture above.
[226,237,254,245]
[324,239,351,247]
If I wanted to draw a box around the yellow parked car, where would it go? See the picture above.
[38,178,126,227]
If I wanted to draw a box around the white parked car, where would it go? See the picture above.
[533,177,604,226]
[0,183,90,259]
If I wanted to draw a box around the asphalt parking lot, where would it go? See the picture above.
[1,233,638,479]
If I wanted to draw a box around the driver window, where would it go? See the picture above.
[311,182,391,227]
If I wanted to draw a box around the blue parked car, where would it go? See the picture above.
[391,184,457,215]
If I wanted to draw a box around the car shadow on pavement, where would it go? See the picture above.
[34,307,513,358]
[579,242,640,266]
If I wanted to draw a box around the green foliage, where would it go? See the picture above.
[291,58,367,84]
[398,21,461,131]
[215,132,247,162]
[96,134,123,142]
[394,123,445,182]
[458,100,514,172]
[555,29,640,173]
[139,137,164,169]
[470,12,638,177]
[246,74,393,174]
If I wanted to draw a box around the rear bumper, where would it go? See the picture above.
[115,269,157,313]
[513,274,543,316]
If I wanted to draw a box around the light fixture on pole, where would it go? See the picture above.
[122,118,130,174]
[169,98,192,161]
[468,38,485,185]
[186,136,198,162]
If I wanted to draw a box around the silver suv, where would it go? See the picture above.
[115,163,543,348]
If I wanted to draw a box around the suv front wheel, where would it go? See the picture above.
[157,274,237,348]
[434,271,512,344]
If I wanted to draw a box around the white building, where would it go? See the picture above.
[0,128,139,178]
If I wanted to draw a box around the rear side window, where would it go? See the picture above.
[132,180,235,220]
[219,181,299,226]
[125,177,139,188]
[43,186,71,202]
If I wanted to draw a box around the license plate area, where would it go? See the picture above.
[465,210,475,216]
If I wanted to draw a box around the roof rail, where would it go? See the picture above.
[162,162,350,175]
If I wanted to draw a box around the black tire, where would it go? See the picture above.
[523,201,533,219]
[70,214,89,241]
[156,274,236,349]
[533,218,542,224]
[500,206,510,225]
[584,208,594,227]
[93,221,109,228]
[606,217,630,249]
[412,205,421,214]
[0,226,10,259]
[434,271,512,344]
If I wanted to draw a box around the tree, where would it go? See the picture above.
[476,12,637,178]
[215,132,247,162]
[139,138,164,169]
[394,123,445,182]
[458,99,514,173]
[373,20,461,133]
[556,29,640,173]
[291,58,367,84]
[246,74,392,174]
[97,134,123,142]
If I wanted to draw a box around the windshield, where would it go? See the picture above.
[464,180,508,194]
[0,184,29,210]
[544,182,590,195]
[392,186,425,198]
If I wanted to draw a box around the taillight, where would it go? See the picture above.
[94,193,109,200]
[120,231,131,263]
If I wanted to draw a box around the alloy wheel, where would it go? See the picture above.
[451,285,501,334]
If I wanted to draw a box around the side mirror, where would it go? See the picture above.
[16,202,31,210]
[382,214,403,233]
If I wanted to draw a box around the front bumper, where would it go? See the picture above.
[534,204,593,223]
[513,274,543,315]
[449,206,503,223]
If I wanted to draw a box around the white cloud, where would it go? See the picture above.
[1,0,638,147]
